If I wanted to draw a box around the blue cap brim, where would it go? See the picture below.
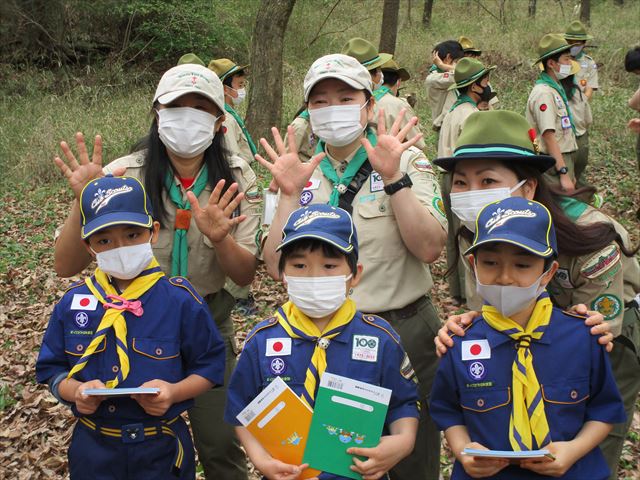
[464,233,555,258]
[276,232,356,256]
[81,212,153,239]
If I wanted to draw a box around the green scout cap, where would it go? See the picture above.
[342,37,393,71]
[433,110,555,172]
[458,36,482,55]
[448,57,495,90]
[532,33,572,66]
[177,53,205,67]
[380,58,410,81]
[208,58,249,82]
[564,20,593,41]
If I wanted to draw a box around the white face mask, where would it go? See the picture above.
[476,268,549,318]
[569,45,584,57]
[556,63,573,80]
[450,179,527,232]
[374,71,385,90]
[231,87,247,106]
[92,240,155,280]
[309,103,367,147]
[157,107,218,158]
[285,274,352,318]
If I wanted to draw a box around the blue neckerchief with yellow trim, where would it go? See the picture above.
[482,293,553,451]
[276,299,355,407]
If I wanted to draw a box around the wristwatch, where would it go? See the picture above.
[556,166,569,175]
[383,173,413,195]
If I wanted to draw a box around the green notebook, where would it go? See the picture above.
[302,372,391,479]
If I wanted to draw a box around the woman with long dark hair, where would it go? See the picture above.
[52,63,259,480]
[434,110,639,480]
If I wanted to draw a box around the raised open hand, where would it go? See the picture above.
[53,132,126,199]
[186,179,246,244]
[361,108,423,184]
[255,126,325,197]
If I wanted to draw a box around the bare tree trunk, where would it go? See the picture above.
[379,0,400,54]
[528,0,536,17]
[422,0,434,28]
[245,0,296,149]
[405,0,412,27]
[580,0,591,23]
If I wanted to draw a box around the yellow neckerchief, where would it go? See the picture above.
[276,299,356,407]
[67,258,165,388]
[482,295,553,451]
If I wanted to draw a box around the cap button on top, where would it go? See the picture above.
[112,365,119,373]
[76,344,84,352]
[570,390,578,400]
[108,404,116,413]
[155,347,163,356]
[476,398,485,408]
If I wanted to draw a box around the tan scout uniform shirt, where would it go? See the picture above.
[298,146,447,312]
[568,87,593,137]
[284,115,316,163]
[223,114,254,165]
[575,54,599,90]
[425,70,457,129]
[460,206,638,337]
[103,151,261,297]
[374,93,426,150]
[437,102,478,158]
[526,83,578,154]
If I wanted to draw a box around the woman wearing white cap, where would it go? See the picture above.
[259,54,448,480]
[52,63,260,480]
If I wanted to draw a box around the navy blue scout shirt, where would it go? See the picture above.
[430,308,626,480]
[36,273,225,422]
[225,310,420,479]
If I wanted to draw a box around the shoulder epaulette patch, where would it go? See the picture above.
[168,276,203,304]
[63,280,86,294]
[580,244,620,279]
[560,310,588,320]
[243,316,279,347]
[362,314,400,345]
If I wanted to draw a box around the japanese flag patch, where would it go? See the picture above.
[266,338,292,357]
[303,178,321,191]
[71,294,98,311]
[461,339,491,361]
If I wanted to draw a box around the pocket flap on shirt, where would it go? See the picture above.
[541,379,589,404]
[64,336,106,357]
[132,338,180,360]
[356,195,393,219]
[461,387,511,413]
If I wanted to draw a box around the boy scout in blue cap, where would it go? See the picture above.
[225,204,420,480]
[36,175,225,479]
[430,196,625,479]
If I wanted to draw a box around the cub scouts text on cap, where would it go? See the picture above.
[79,175,154,239]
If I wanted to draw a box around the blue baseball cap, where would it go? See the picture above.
[277,204,358,258]
[464,197,557,258]
[79,175,154,239]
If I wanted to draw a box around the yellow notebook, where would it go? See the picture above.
[237,377,321,479]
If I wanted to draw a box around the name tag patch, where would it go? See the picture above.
[560,116,572,129]
[266,338,292,357]
[71,294,98,311]
[554,95,564,109]
[370,171,384,193]
[352,335,379,362]
[461,339,491,361]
